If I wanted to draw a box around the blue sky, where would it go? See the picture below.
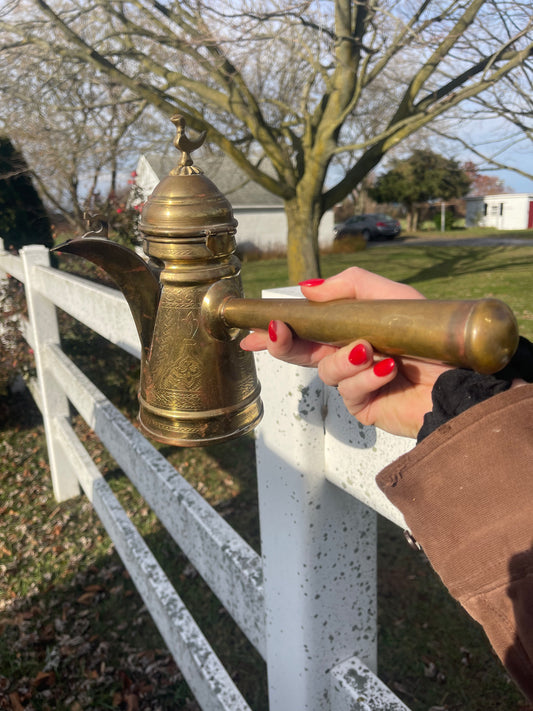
[456,112,533,195]
[496,168,533,194]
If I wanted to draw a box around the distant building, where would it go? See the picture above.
[465,193,533,230]
[134,153,334,253]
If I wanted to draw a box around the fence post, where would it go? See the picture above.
[21,245,79,501]
[255,287,377,711]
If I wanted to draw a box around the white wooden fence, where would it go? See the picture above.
[1,242,415,710]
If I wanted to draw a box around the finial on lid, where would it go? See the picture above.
[170,114,207,175]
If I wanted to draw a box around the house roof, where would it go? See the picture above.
[139,152,284,208]
[466,192,533,201]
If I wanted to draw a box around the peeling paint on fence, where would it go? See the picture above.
[53,416,251,711]
[1,250,414,710]
[256,347,378,710]
[330,656,410,710]
[46,342,265,658]
[324,387,412,528]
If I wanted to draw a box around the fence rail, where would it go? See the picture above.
[1,242,413,710]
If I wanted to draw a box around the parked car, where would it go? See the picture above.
[334,213,401,241]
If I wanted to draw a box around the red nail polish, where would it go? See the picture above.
[268,320,278,342]
[298,278,325,287]
[373,358,396,377]
[348,343,367,366]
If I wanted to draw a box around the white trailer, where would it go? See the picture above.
[465,193,533,230]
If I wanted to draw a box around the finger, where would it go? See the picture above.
[317,340,374,387]
[242,321,338,367]
[267,320,339,366]
[336,357,398,419]
[240,330,269,351]
[264,319,295,358]
[299,266,423,302]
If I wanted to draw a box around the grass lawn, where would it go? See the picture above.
[243,240,533,339]
[1,239,532,710]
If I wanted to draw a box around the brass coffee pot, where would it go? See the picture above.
[53,115,518,447]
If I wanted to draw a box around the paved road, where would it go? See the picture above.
[369,236,531,248]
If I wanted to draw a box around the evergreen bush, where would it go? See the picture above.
[0,136,53,252]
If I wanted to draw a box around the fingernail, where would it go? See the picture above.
[348,343,368,366]
[373,358,396,377]
[298,278,325,287]
[268,320,278,342]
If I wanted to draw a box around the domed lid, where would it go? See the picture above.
[139,115,237,238]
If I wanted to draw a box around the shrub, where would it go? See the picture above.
[88,172,144,249]
[0,136,53,252]
[329,233,367,254]
[433,208,457,231]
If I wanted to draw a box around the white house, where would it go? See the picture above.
[134,153,334,253]
[465,193,533,230]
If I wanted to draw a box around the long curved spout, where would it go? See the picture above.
[52,238,161,353]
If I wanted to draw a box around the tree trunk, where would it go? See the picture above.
[407,205,419,232]
[284,197,323,284]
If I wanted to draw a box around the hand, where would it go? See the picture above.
[240,267,451,438]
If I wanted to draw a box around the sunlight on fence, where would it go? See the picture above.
[1,242,412,710]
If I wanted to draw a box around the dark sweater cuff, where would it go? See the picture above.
[418,337,533,442]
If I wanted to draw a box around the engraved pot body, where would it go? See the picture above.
[137,171,262,446]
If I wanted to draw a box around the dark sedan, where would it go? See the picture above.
[334,213,401,241]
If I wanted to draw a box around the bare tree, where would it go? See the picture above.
[1,0,532,280]
[0,42,165,230]
[434,61,533,182]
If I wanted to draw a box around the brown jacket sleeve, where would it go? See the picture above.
[376,384,533,701]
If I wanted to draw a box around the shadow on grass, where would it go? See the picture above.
[0,388,42,434]
[400,246,533,287]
